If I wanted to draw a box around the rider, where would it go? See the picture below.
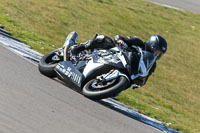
[70,34,167,87]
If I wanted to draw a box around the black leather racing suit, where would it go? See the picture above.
[114,35,156,86]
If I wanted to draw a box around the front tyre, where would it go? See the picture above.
[38,48,62,78]
[82,76,129,100]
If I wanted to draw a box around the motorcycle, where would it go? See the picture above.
[38,31,156,100]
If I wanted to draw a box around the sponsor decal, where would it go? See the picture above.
[56,63,81,85]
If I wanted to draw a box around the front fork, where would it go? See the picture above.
[97,69,130,83]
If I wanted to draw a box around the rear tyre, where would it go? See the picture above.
[38,48,62,78]
[82,76,129,100]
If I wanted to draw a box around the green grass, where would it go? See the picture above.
[0,0,200,132]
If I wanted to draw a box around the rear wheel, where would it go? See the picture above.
[38,48,63,78]
[82,76,129,100]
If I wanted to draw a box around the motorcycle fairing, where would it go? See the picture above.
[82,59,104,78]
[83,49,127,79]
[93,49,125,69]
[142,51,156,72]
[55,61,84,88]
[131,50,156,81]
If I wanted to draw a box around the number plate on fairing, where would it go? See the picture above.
[55,61,84,88]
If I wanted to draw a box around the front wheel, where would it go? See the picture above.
[82,76,129,100]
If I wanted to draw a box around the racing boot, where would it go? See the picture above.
[70,43,86,55]
[70,39,94,55]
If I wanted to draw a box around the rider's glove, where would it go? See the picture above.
[117,40,128,49]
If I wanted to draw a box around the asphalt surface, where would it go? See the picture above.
[149,0,200,14]
[0,44,161,133]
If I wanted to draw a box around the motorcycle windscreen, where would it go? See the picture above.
[55,61,84,88]
[142,51,156,71]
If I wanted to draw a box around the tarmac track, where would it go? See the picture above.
[149,0,200,14]
[0,43,162,133]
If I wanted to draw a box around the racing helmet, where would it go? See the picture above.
[145,35,167,60]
